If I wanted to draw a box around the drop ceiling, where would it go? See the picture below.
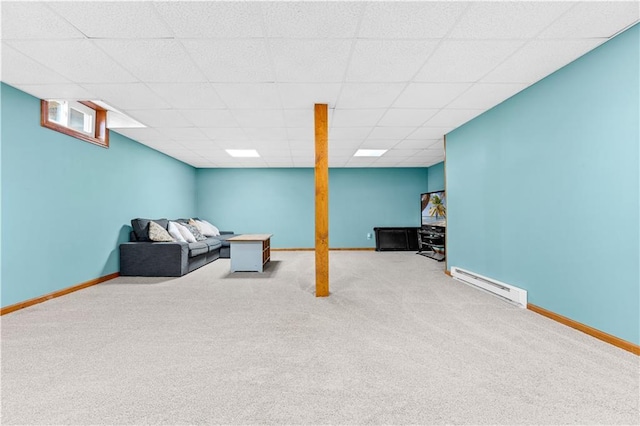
[1,1,638,168]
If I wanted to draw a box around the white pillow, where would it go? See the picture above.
[197,219,220,237]
[148,220,174,242]
[167,221,186,242]
[174,221,196,243]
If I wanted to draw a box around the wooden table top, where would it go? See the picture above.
[228,234,272,242]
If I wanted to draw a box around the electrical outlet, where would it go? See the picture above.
[366,233,372,239]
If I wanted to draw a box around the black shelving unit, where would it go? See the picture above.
[418,225,445,261]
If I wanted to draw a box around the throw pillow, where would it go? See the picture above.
[148,220,174,242]
[198,219,220,237]
[183,222,207,241]
[167,221,186,242]
[189,218,206,235]
[174,221,197,243]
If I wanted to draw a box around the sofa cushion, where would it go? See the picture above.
[212,233,238,247]
[131,218,168,242]
[204,238,222,251]
[149,221,174,242]
[188,241,209,258]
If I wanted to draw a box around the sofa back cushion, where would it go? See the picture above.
[131,218,169,242]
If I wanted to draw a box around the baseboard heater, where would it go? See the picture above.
[451,267,527,308]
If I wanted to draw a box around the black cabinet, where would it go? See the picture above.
[374,227,419,251]
[418,225,446,261]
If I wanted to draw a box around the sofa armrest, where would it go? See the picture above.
[120,242,189,277]
[219,231,234,235]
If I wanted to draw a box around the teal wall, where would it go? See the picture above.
[445,25,639,344]
[1,83,197,308]
[196,167,428,248]
[427,162,445,192]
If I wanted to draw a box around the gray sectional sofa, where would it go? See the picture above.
[119,218,239,277]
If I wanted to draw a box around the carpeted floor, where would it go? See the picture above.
[1,251,638,425]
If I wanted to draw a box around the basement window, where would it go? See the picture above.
[41,100,109,148]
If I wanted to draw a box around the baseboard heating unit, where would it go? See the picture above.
[451,267,527,308]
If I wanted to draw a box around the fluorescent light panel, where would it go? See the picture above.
[226,149,260,158]
[354,149,387,157]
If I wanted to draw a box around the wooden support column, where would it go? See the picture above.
[314,104,329,297]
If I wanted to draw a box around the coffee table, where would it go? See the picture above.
[228,234,272,272]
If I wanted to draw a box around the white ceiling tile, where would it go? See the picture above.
[8,40,136,83]
[408,127,451,140]
[244,127,288,142]
[13,84,96,101]
[367,127,416,140]
[147,83,226,109]
[263,2,364,38]
[182,110,238,128]
[449,2,573,39]
[538,2,639,39]
[358,2,467,39]
[382,149,422,158]
[336,83,406,109]
[415,40,524,83]
[189,142,225,153]
[213,83,281,109]
[278,83,342,109]
[424,109,484,128]
[83,83,170,110]
[448,83,528,110]
[154,2,264,38]
[182,39,274,83]
[394,83,472,108]
[360,139,400,149]
[0,43,66,86]
[94,40,206,83]
[201,128,248,141]
[126,110,192,128]
[48,2,173,39]
[328,158,349,167]
[283,110,315,129]
[328,127,372,141]
[346,40,439,82]
[373,158,403,166]
[162,128,208,141]
[378,109,438,127]
[394,139,440,150]
[113,128,168,143]
[331,109,386,127]
[329,139,363,150]
[482,39,605,84]
[346,157,377,167]
[269,39,352,83]
[0,44,70,84]
[266,160,295,167]
[286,127,314,141]
[259,150,292,159]
[232,110,285,128]
[1,2,85,40]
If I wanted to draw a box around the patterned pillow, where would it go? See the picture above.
[148,220,174,242]
[183,222,207,241]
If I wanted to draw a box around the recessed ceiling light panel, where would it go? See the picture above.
[226,149,260,158]
[354,149,388,157]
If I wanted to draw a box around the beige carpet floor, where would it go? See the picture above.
[1,251,638,425]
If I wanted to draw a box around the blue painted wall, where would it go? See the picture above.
[445,25,639,344]
[1,83,197,308]
[196,167,428,248]
[427,162,445,191]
